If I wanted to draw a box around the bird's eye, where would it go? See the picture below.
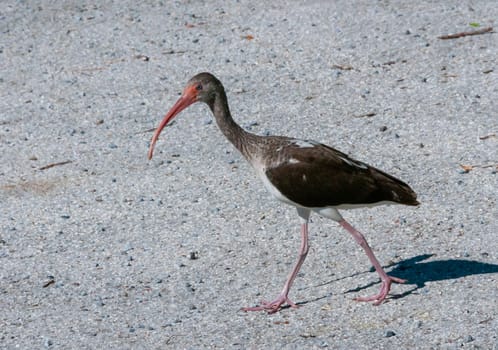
[196,84,203,91]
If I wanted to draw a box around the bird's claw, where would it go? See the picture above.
[242,294,298,314]
[354,275,406,305]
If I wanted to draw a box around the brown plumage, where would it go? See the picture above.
[264,141,419,208]
[148,72,419,313]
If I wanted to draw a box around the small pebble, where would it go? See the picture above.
[123,243,133,253]
[385,330,396,337]
[463,335,474,343]
[412,320,423,329]
[43,275,55,288]
[186,282,195,292]
[313,339,329,348]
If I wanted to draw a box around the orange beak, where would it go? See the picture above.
[147,85,198,160]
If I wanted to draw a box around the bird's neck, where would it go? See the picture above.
[209,89,260,162]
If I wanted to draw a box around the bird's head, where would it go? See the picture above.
[147,72,221,160]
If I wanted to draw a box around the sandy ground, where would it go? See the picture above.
[1,1,497,349]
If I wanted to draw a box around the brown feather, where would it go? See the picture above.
[263,139,419,208]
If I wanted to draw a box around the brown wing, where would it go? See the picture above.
[265,142,419,208]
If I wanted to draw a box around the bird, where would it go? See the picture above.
[148,72,419,313]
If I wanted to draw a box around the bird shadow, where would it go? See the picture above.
[298,254,498,306]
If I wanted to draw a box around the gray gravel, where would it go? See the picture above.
[1,1,497,349]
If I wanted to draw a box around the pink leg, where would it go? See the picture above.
[242,221,309,314]
[339,219,406,305]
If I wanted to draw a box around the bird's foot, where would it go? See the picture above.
[242,294,298,314]
[354,275,406,305]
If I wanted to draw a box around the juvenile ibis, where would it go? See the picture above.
[148,72,419,313]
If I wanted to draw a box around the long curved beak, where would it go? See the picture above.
[147,86,197,160]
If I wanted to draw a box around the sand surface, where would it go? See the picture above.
[1,1,497,349]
